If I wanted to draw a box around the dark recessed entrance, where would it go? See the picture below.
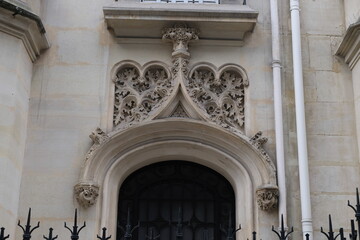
[117,161,236,240]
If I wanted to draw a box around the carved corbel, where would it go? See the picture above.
[74,182,100,208]
[162,23,199,58]
[256,185,279,211]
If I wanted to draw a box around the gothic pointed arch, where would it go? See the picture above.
[75,119,278,239]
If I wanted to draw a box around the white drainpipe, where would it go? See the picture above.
[270,0,288,230]
[289,0,313,239]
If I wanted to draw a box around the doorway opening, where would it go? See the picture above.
[117,161,236,240]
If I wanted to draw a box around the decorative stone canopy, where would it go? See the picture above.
[103,3,258,41]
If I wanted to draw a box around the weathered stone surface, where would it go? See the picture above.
[0,31,33,236]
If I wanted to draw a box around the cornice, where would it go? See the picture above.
[0,0,49,62]
[336,21,360,70]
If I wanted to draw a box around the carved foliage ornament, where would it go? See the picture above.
[113,64,172,127]
[89,127,109,145]
[186,66,249,130]
[256,185,279,211]
[74,183,100,208]
[162,24,199,57]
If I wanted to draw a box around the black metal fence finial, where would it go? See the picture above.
[18,208,40,240]
[348,188,360,238]
[320,214,343,240]
[349,220,357,240]
[0,227,9,240]
[64,209,86,240]
[176,207,184,240]
[119,207,139,240]
[145,228,160,240]
[272,214,293,240]
[339,228,346,240]
[220,211,241,240]
[43,228,58,240]
[97,227,111,240]
[247,231,256,240]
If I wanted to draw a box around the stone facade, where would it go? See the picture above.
[0,0,359,239]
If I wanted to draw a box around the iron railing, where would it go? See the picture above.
[3,188,360,240]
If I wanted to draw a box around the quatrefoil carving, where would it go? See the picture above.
[113,61,173,128]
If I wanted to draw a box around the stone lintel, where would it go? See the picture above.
[103,3,258,41]
[336,21,360,70]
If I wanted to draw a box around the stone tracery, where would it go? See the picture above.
[186,66,248,130]
[112,25,249,133]
[113,64,172,127]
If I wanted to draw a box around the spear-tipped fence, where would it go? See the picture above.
[3,188,360,239]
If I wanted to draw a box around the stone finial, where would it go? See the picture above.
[256,185,279,211]
[162,24,199,58]
[74,183,100,208]
[89,127,108,145]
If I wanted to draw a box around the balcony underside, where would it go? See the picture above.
[103,3,258,41]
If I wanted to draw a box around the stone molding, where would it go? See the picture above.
[256,185,279,211]
[336,21,360,70]
[74,182,100,208]
[0,2,49,62]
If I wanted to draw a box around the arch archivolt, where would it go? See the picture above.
[75,119,278,239]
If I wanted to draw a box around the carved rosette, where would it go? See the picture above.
[256,185,279,211]
[74,183,100,208]
[113,64,172,127]
[186,66,248,130]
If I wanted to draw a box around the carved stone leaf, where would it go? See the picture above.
[186,67,247,131]
[113,65,172,127]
